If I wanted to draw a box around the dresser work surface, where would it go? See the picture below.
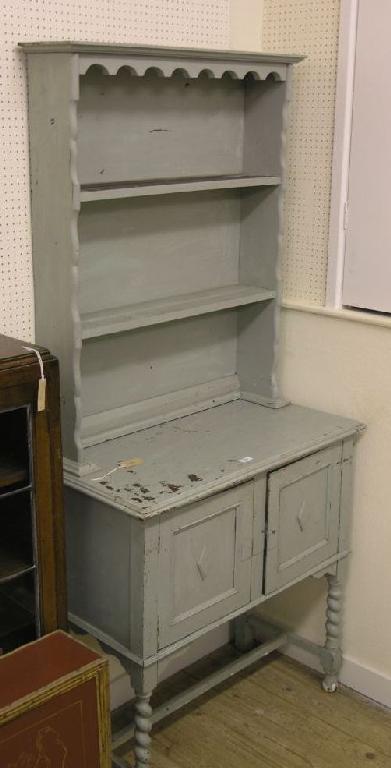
[69,401,362,517]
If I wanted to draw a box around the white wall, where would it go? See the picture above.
[263,0,341,305]
[230,0,263,50]
[262,307,391,705]
[257,1,391,707]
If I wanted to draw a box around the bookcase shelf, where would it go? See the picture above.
[0,571,37,653]
[0,484,33,502]
[79,174,281,203]
[0,460,28,492]
[0,549,35,585]
[81,285,276,339]
[0,342,67,653]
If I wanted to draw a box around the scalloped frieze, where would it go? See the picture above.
[79,54,286,81]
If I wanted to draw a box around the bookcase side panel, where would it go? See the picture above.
[26,54,81,463]
[237,186,280,405]
[238,76,290,406]
[237,300,278,406]
[239,186,280,290]
[243,79,286,176]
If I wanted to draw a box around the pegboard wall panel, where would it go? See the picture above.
[263,0,340,305]
[0,1,229,341]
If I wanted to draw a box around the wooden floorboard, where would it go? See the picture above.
[117,651,391,768]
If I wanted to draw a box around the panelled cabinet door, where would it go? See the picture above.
[158,484,253,648]
[265,445,342,593]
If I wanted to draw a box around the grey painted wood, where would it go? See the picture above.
[66,485,160,660]
[265,445,342,592]
[80,311,238,441]
[243,79,286,177]
[157,484,253,648]
[238,301,278,406]
[129,519,160,660]
[80,374,240,448]
[338,436,355,553]
[128,663,157,768]
[248,613,337,670]
[65,486,132,648]
[81,285,276,340]
[232,614,257,653]
[112,632,287,753]
[239,187,280,291]
[22,45,361,766]
[251,475,267,600]
[26,53,81,463]
[78,70,245,184]
[19,40,304,62]
[79,174,281,203]
[237,187,281,405]
[322,573,344,692]
[264,552,349,602]
[67,401,362,520]
[77,56,290,82]
[78,191,240,314]
[69,550,350,668]
[24,45,301,465]
[133,692,153,768]
[76,72,288,185]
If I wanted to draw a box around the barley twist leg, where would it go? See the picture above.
[134,693,153,767]
[322,574,343,692]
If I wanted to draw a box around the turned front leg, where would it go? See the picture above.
[134,692,153,767]
[322,573,343,692]
[131,663,157,768]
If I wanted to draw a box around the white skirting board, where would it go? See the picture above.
[110,643,391,713]
[282,641,391,710]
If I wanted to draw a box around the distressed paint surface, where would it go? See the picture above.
[265,444,342,592]
[23,46,303,459]
[66,401,362,519]
[22,42,363,768]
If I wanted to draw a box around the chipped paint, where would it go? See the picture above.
[161,481,182,493]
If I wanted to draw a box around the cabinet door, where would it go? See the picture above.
[265,445,342,593]
[158,484,253,648]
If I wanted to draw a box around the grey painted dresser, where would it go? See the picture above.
[20,41,363,767]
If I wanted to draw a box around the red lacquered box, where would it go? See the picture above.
[0,630,111,767]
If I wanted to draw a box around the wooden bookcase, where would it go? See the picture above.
[20,43,302,467]
[21,43,363,767]
[0,336,67,654]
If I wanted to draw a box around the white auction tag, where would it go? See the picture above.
[24,346,46,411]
